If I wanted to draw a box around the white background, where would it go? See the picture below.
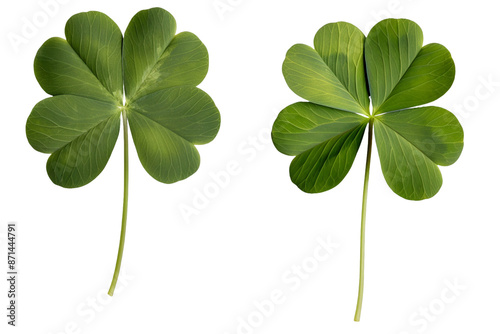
[1,0,499,333]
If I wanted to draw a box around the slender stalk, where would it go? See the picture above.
[354,117,374,321]
[108,110,129,296]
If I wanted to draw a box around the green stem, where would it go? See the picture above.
[108,111,129,296]
[354,118,374,322]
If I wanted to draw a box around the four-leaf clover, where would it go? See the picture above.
[271,19,464,320]
[26,8,221,295]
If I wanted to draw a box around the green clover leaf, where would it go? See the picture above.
[271,19,463,320]
[26,8,220,295]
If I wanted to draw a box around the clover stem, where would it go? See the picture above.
[354,117,374,322]
[108,111,129,296]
